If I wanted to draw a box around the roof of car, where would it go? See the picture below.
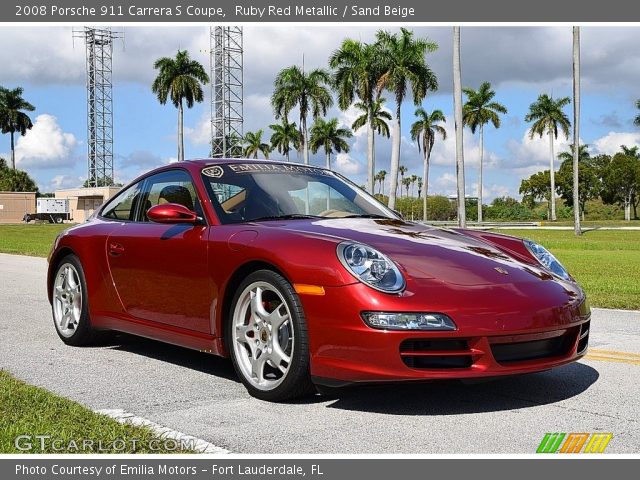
[124,158,331,188]
[184,158,316,167]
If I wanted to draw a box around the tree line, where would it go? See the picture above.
[520,144,640,221]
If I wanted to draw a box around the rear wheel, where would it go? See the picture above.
[51,254,97,346]
[54,216,64,224]
[227,270,314,401]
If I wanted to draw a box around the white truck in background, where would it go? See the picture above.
[23,198,71,224]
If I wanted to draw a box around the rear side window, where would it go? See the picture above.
[101,183,142,221]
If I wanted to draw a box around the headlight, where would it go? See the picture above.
[524,239,571,281]
[337,242,405,293]
[362,312,456,330]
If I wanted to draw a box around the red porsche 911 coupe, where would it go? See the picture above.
[47,159,590,401]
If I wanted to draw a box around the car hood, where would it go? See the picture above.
[258,218,554,286]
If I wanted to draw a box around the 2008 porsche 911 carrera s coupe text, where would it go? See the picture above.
[47,159,590,401]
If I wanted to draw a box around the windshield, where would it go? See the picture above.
[200,163,398,224]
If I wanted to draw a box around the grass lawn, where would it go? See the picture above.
[493,229,640,310]
[0,224,69,257]
[0,370,194,453]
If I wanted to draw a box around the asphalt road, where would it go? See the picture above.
[1,252,639,454]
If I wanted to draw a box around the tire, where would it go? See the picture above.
[227,269,314,401]
[51,254,97,346]
[55,216,63,224]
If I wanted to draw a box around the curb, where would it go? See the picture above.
[95,408,231,454]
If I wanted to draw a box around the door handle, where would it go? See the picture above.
[108,242,125,256]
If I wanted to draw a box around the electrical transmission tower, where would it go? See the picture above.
[210,27,243,158]
[73,27,122,187]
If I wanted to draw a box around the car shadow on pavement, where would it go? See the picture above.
[321,362,599,415]
[95,333,240,383]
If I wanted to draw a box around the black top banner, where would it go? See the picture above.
[3,0,640,22]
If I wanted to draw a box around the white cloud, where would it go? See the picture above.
[334,153,364,175]
[483,184,514,200]
[47,174,84,191]
[433,172,458,194]
[14,114,78,169]
[428,116,501,169]
[592,131,640,155]
[184,113,211,146]
[503,129,571,172]
[3,26,640,97]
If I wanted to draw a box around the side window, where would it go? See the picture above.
[139,170,201,222]
[101,183,142,221]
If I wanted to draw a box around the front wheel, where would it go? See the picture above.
[227,270,314,401]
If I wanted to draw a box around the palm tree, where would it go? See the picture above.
[0,87,35,170]
[453,27,466,227]
[352,97,392,179]
[417,176,423,198]
[634,100,640,127]
[269,118,301,161]
[462,82,507,223]
[377,169,387,195]
[152,50,209,162]
[398,165,408,197]
[330,39,384,193]
[572,27,582,236]
[402,177,412,197]
[309,118,352,169]
[558,144,589,164]
[272,65,333,165]
[376,28,439,210]
[410,175,418,197]
[525,94,571,221]
[621,145,639,157]
[374,171,381,193]
[411,107,446,221]
[243,130,271,159]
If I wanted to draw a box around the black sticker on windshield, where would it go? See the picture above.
[202,163,333,178]
[231,163,332,175]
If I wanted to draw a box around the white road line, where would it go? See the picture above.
[95,408,231,454]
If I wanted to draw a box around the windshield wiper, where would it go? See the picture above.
[341,214,390,219]
[249,214,323,222]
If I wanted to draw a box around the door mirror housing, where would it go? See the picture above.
[147,203,198,224]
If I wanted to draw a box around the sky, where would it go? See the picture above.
[1,26,640,199]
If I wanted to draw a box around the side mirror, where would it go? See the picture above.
[147,203,198,224]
